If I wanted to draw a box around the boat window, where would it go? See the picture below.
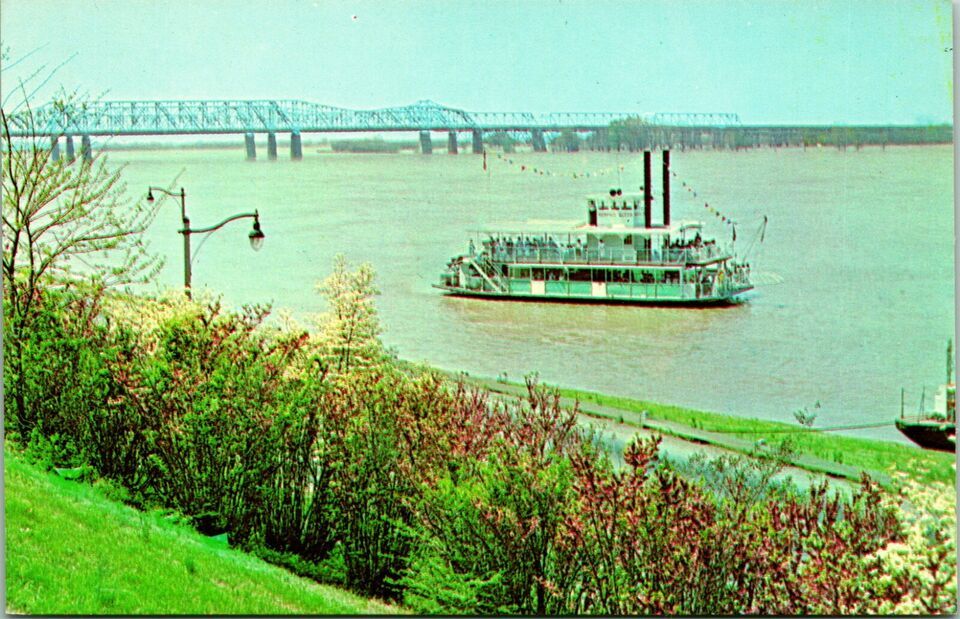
[592,269,606,283]
[624,235,633,246]
[510,267,531,279]
[610,269,630,283]
[664,270,680,283]
[532,268,545,280]
[635,270,656,284]
[544,268,563,280]
[569,268,591,281]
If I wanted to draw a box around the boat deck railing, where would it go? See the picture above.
[898,412,956,424]
[480,244,729,266]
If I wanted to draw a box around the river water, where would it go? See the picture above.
[113,144,954,444]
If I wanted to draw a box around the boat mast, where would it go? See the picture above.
[947,338,954,385]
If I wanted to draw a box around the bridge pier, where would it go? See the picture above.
[245,133,256,160]
[290,131,303,160]
[81,135,92,161]
[472,130,484,154]
[689,129,703,150]
[646,128,657,150]
[447,131,458,154]
[50,137,60,161]
[531,129,547,152]
[419,130,433,154]
[267,132,278,160]
[65,135,76,163]
[589,129,606,151]
[721,129,734,150]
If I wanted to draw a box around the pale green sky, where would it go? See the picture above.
[1,0,954,124]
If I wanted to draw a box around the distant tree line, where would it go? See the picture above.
[541,118,953,152]
[794,125,953,147]
[330,137,417,153]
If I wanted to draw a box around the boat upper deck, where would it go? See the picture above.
[471,208,734,267]
[476,218,705,239]
[475,235,732,267]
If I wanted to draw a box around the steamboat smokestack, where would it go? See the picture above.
[662,150,671,227]
[643,151,652,228]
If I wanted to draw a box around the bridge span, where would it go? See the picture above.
[12,99,742,161]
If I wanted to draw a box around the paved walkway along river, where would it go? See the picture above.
[462,375,882,491]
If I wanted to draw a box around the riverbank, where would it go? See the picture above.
[442,370,954,486]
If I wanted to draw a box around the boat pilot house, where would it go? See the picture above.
[437,150,754,305]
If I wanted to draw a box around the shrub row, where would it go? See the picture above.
[4,285,956,614]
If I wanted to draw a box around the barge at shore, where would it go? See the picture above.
[436,150,754,305]
[896,341,956,452]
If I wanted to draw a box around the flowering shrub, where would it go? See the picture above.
[871,478,957,614]
[400,380,591,615]
[3,285,123,466]
[313,254,383,374]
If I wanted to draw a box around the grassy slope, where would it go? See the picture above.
[551,385,956,485]
[4,450,402,615]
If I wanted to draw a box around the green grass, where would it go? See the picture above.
[551,385,956,486]
[4,450,403,615]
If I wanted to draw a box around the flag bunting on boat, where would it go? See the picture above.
[489,151,626,179]
[669,169,738,230]
[485,153,754,243]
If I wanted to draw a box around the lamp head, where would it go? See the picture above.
[146,188,155,203]
[248,214,265,251]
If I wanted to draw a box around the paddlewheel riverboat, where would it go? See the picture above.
[436,151,754,305]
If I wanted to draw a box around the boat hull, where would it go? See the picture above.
[433,283,751,307]
[895,418,956,452]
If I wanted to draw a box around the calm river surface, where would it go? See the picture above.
[114,144,954,444]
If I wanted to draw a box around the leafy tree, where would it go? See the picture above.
[2,51,161,431]
[551,129,581,152]
[314,254,382,374]
[585,117,652,151]
[483,131,517,153]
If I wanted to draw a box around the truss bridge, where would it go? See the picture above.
[9,98,742,161]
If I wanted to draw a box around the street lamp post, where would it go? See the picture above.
[147,186,265,299]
